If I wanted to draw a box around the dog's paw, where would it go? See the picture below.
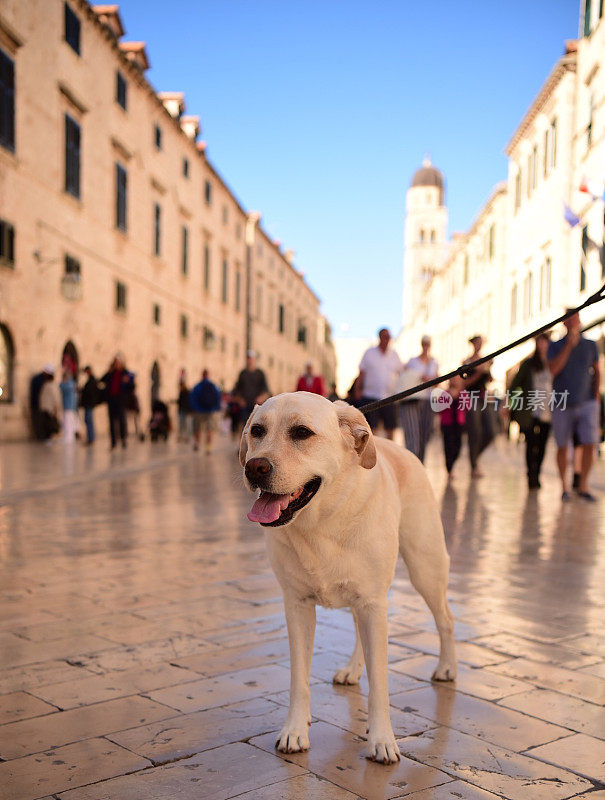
[431,662,457,682]
[275,724,310,754]
[333,665,362,685]
[365,732,401,764]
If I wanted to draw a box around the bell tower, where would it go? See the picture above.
[402,157,448,325]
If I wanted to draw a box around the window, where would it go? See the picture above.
[153,203,161,256]
[153,303,161,325]
[182,226,188,275]
[116,71,127,110]
[154,124,162,150]
[550,118,557,168]
[511,283,518,326]
[64,253,80,275]
[297,322,307,346]
[0,324,14,403]
[581,226,589,291]
[430,230,435,243]
[587,94,594,148]
[523,273,533,319]
[180,314,188,339]
[278,303,285,334]
[602,208,605,279]
[584,0,592,36]
[0,50,15,152]
[203,326,215,350]
[203,243,210,290]
[514,170,521,211]
[540,258,551,310]
[419,229,425,243]
[64,3,81,54]
[235,269,241,311]
[183,157,189,178]
[0,218,15,267]
[115,162,127,231]
[526,154,532,198]
[204,180,212,205]
[488,224,495,261]
[115,280,127,311]
[531,145,538,190]
[221,258,228,303]
[543,129,549,177]
[64,114,81,198]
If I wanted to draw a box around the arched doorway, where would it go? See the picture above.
[0,324,14,403]
[61,340,79,377]
[151,360,160,405]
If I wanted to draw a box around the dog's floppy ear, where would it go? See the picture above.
[238,405,259,467]
[334,401,376,469]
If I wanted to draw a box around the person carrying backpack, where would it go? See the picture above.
[190,369,221,453]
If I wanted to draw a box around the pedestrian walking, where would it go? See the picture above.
[80,365,100,446]
[59,369,78,443]
[547,310,601,501]
[100,353,133,450]
[232,351,270,426]
[439,376,468,478]
[30,364,56,439]
[357,328,403,439]
[508,333,552,489]
[190,369,221,453]
[38,369,60,440]
[177,376,192,442]
[399,335,438,462]
[328,382,340,402]
[295,362,326,396]
[463,335,495,477]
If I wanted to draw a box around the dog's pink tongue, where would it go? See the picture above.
[248,492,290,523]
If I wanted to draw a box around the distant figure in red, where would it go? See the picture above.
[296,362,326,396]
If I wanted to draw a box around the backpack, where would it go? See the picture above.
[198,381,217,410]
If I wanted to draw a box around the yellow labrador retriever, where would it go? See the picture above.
[240,392,456,764]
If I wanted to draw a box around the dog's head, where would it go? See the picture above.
[240,393,376,528]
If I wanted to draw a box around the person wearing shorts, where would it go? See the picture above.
[190,370,221,454]
[357,328,403,439]
[547,311,600,501]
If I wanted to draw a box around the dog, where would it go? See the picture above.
[240,392,456,764]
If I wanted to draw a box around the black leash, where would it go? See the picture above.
[359,282,605,415]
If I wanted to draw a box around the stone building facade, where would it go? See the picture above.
[0,0,335,440]
[398,1,604,390]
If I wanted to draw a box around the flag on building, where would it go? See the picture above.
[563,203,580,227]
[579,176,605,201]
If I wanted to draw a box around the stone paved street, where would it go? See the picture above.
[0,432,604,800]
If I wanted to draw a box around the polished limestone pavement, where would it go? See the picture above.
[0,431,603,800]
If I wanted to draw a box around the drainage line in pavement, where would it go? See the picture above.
[360,281,605,415]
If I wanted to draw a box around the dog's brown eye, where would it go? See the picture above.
[250,424,266,438]
[290,425,314,440]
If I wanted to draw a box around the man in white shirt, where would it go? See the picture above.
[357,328,403,439]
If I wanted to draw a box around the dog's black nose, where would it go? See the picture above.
[245,457,273,484]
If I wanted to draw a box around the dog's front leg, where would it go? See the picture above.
[276,593,316,754]
[356,601,400,764]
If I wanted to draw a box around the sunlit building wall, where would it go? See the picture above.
[0,1,335,439]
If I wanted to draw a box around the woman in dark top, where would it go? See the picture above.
[463,335,495,477]
[509,333,552,489]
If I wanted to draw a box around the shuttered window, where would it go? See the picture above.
[0,50,15,152]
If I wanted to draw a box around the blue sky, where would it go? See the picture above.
[119,0,579,338]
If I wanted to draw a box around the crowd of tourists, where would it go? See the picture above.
[352,311,602,501]
[29,312,602,499]
[28,349,337,455]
